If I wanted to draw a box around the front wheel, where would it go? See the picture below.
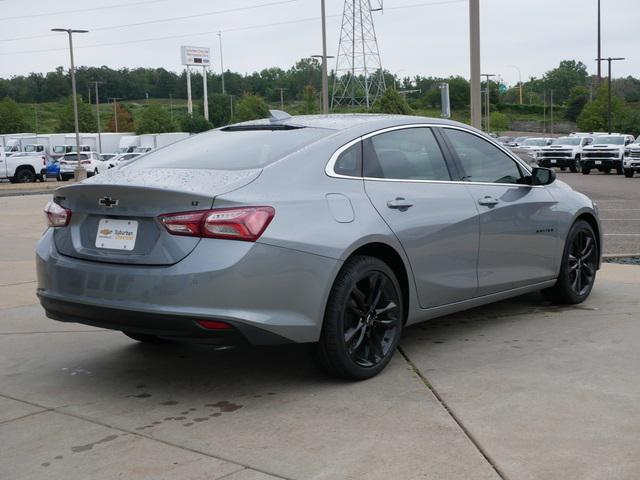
[313,256,404,380]
[542,220,598,305]
[14,167,36,183]
[624,169,635,178]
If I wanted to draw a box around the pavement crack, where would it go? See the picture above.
[398,346,510,480]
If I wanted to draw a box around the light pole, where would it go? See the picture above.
[597,0,601,84]
[108,97,123,133]
[469,0,481,128]
[89,81,104,154]
[595,56,625,134]
[507,64,523,105]
[51,28,88,179]
[218,31,225,95]
[481,73,495,133]
[277,88,288,109]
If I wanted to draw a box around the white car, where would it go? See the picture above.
[102,152,144,171]
[623,138,640,177]
[582,134,635,175]
[58,152,104,180]
[537,136,593,172]
[510,137,553,164]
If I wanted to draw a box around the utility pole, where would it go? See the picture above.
[186,67,193,114]
[169,94,174,122]
[51,28,88,179]
[34,104,39,136]
[595,56,625,133]
[277,88,288,109]
[550,90,554,135]
[218,31,225,95]
[543,90,547,133]
[481,73,495,133]
[597,0,602,84]
[469,0,481,128]
[108,97,123,133]
[320,0,329,113]
[508,64,523,105]
[89,81,104,154]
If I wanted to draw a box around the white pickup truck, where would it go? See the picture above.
[581,134,635,175]
[536,136,593,172]
[0,150,48,183]
[623,138,640,177]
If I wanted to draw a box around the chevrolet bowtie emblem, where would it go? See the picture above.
[98,196,119,208]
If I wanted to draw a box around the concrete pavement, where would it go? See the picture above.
[1,194,639,479]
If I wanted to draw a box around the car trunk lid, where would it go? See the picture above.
[52,167,261,265]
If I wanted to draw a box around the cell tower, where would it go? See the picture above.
[331,0,386,109]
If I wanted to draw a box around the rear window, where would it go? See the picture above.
[131,128,331,170]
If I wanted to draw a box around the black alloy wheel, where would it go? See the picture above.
[343,271,401,368]
[542,220,598,304]
[314,256,404,380]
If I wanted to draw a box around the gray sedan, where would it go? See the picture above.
[37,114,601,379]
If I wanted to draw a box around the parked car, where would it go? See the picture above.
[1,151,48,183]
[37,114,602,380]
[623,137,640,177]
[510,137,553,164]
[497,136,515,146]
[102,152,144,171]
[537,136,593,172]
[581,134,635,175]
[42,158,61,180]
[58,152,104,180]
[507,136,529,147]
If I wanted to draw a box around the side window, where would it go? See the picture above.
[444,128,522,184]
[363,128,450,181]
[334,142,362,177]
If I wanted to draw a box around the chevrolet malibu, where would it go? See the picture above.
[37,114,602,379]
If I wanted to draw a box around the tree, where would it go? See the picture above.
[490,112,509,132]
[565,86,590,121]
[234,93,269,122]
[302,85,317,114]
[108,103,135,132]
[541,60,588,104]
[181,114,213,133]
[208,93,232,127]
[371,88,413,115]
[136,103,177,134]
[57,95,97,133]
[0,97,29,134]
[577,85,625,132]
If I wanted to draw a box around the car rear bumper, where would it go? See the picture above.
[36,229,341,344]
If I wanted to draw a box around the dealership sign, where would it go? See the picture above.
[181,46,211,66]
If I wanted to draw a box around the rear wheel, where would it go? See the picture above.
[582,168,591,175]
[313,255,404,380]
[14,167,36,183]
[123,331,171,344]
[570,156,581,173]
[542,220,598,305]
[624,169,635,178]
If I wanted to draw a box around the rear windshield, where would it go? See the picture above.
[131,128,331,170]
[552,137,580,146]
[594,136,625,145]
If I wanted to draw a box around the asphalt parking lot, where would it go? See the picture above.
[1,188,640,479]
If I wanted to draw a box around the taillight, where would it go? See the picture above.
[80,160,91,165]
[44,201,72,227]
[196,320,233,330]
[159,206,274,242]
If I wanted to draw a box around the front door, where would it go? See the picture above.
[362,127,479,308]
[440,127,559,295]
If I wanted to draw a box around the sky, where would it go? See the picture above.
[0,0,638,86]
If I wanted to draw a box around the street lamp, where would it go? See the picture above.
[51,28,88,180]
[469,0,481,128]
[217,31,225,95]
[595,56,625,134]
[507,64,523,105]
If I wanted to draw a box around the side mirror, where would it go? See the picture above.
[531,167,556,186]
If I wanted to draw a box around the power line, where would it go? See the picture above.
[0,0,171,22]
[0,0,298,42]
[0,0,466,56]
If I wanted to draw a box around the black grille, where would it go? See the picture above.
[584,151,618,159]
[539,151,572,158]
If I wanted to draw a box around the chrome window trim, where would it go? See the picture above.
[325,123,541,188]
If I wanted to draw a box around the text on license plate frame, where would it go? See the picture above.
[95,218,138,250]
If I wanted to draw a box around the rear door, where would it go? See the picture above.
[363,126,479,309]
[440,127,558,295]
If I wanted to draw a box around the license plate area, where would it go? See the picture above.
[595,161,602,165]
[96,218,138,250]
[550,159,557,164]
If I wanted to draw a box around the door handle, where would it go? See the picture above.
[478,196,499,207]
[387,197,414,210]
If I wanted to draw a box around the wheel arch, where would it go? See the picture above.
[15,164,36,174]
[575,211,602,267]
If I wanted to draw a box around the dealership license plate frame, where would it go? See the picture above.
[95,218,139,250]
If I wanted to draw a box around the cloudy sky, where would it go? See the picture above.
[0,0,637,86]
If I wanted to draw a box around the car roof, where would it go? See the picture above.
[231,113,472,135]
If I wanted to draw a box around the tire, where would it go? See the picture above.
[123,331,171,344]
[570,156,581,173]
[616,165,624,175]
[313,255,404,380]
[542,220,598,305]
[624,169,635,178]
[582,168,591,175]
[14,167,36,183]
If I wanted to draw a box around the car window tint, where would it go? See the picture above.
[334,142,362,177]
[445,128,522,184]
[364,128,450,181]
[132,128,332,170]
